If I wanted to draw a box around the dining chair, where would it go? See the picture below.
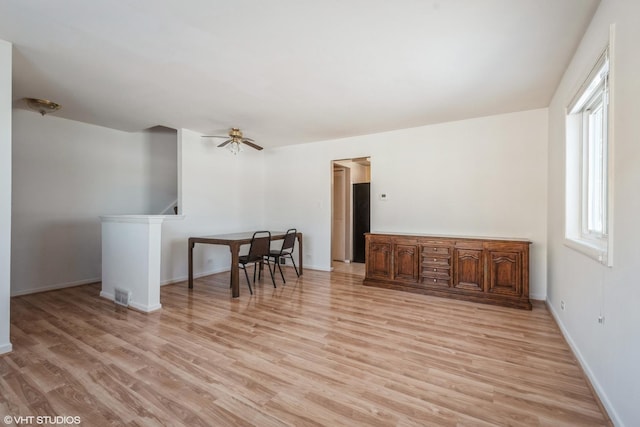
[267,228,299,283]
[238,231,276,294]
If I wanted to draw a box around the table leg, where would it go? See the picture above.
[297,233,303,275]
[230,243,240,298]
[188,240,194,289]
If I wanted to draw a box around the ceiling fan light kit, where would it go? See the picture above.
[201,127,263,154]
[227,140,243,155]
[24,97,62,116]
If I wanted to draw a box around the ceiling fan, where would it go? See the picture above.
[202,128,263,154]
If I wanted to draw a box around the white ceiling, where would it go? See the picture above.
[1,0,599,148]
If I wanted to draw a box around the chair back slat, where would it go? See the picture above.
[280,228,297,253]
[249,231,271,259]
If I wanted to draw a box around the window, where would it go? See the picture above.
[565,48,612,266]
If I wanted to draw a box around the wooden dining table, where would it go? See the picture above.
[188,231,303,298]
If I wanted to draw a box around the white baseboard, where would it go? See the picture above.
[304,264,332,272]
[129,301,162,313]
[12,264,337,297]
[159,264,332,286]
[160,266,229,286]
[99,291,114,300]
[10,269,229,296]
[0,342,12,355]
[11,277,101,297]
[546,301,621,426]
[529,292,547,301]
[100,291,162,313]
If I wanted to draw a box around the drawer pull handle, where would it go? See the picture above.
[433,278,437,282]
[434,248,438,251]
[433,258,437,262]
[433,268,437,272]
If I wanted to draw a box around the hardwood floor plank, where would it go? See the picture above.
[86,367,167,426]
[1,269,611,426]
[2,372,57,417]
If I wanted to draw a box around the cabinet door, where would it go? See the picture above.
[367,242,392,279]
[453,248,484,292]
[486,247,522,296]
[394,244,418,282]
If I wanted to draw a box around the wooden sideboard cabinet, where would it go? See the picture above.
[364,233,532,309]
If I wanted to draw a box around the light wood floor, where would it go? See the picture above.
[2,268,610,426]
[332,261,365,275]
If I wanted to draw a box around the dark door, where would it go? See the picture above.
[352,183,370,263]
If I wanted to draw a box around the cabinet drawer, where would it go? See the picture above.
[421,276,451,287]
[422,265,451,278]
[422,256,451,266]
[421,245,451,255]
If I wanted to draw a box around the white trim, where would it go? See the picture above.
[547,301,621,426]
[529,292,547,301]
[99,214,185,224]
[303,265,332,272]
[160,266,230,286]
[11,277,100,297]
[99,291,162,313]
[564,32,615,268]
[160,214,185,221]
[10,263,317,297]
[129,301,162,313]
[0,343,12,355]
[159,264,328,286]
[605,24,616,269]
[564,237,608,265]
[159,199,179,215]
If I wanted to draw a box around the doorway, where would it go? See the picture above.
[331,157,371,275]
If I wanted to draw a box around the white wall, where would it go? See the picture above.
[143,126,179,214]
[0,40,12,354]
[264,109,549,298]
[547,1,640,425]
[11,111,177,295]
[159,129,266,283]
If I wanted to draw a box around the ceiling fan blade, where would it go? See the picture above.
[201,135,228,139]
[217,139,232,147]
[242,137,255,143]
[242,140,263,151]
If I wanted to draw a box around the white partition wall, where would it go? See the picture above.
[0,40,12,354]
[100,215,170,312]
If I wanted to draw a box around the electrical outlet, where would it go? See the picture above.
[560,300,565,311]
[598,315,605,324]
[280,258,286,265]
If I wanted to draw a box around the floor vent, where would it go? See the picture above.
[114,288,131,307]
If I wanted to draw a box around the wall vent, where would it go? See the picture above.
[114,287,131,307]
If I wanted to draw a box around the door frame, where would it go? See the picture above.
[330,157,371,268]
